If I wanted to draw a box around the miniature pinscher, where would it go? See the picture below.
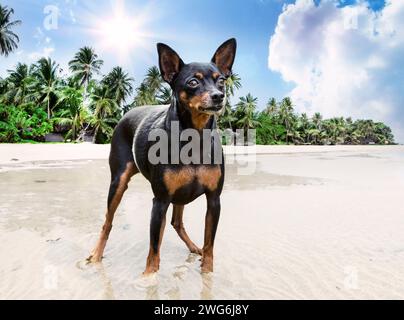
[87,38,237,274]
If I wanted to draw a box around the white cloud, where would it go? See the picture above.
[33,27,45,42]
[28,47,55,61]
[268,0,404,142]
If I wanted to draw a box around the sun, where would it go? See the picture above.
[99,14,138,54]
[86,0,155,63]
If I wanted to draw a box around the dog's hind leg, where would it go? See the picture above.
[87,129,138,263]
[171,204,203,255]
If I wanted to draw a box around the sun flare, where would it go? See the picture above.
[99,15,138,52]
[87,0,155,63]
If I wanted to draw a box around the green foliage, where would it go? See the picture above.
[0,103,52,142]
[0,5,21,56]
[101,66,134,106]
[69,46,103,87]
[217,94,395,145]
[131,66,170,108]
[255,113,286,145]
[0,20,396,145]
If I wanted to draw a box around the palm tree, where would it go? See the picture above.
[312,112,323,130]
[278,97,295,144]
[102,66,134,107]
[218,103,237,130]
[356,119,377,144]
[131,66,163,107]
[225,73,241,98]
[3,63,34,105]
[157,85,172,104]
[69,47,103,97]
[235,93,260,143]
[53,87,86,141]
[0,76,6,95]
[297,113,310,144]
[216,73,241,131]
[133,82,157,106]
[0,5,21,56]
[265,97,278,116]
[144,66,162,94]
[307,128,321,145]
[31,57,60,119]
[324,117,346,145]
[89,85,119,143]
[374,122,394,144]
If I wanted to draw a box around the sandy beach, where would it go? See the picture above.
[0,143,404,299]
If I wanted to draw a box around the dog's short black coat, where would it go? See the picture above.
[88,39,237,274]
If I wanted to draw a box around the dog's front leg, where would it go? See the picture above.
[201,194,221,273]
[144,198,170,275]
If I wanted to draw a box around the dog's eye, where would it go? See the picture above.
[217,78,225,87]
[187,79,199,88]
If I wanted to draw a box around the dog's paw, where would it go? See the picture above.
[86,254,102,264]
[190,246,203,256]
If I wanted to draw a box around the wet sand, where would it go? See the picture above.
[1,145,404,299]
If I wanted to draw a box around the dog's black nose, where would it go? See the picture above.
[211,92,224,103]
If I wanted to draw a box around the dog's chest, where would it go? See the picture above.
[163,165,221,201]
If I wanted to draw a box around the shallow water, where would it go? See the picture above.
[1,148,404,299]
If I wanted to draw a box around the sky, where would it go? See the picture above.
[1,0,403,142]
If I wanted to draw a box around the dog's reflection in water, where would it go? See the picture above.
[76,260,116,299]
[94,263,116,300]
[200,273,213,300]
[135,253,214,300]
[82,253,214,300]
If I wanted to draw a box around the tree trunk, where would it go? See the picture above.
[92,126,99,144]
[47,98,51,119]
[84,83,87,99]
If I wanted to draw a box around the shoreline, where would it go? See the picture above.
[0,143,402,165]
[1,145,404,299]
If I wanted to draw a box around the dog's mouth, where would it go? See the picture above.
[199,104,224,114]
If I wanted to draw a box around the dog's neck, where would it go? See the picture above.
[166,96,216,131]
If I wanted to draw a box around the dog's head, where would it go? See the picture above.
[157,38,236,116]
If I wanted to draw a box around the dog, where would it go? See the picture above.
[87,38,237,274]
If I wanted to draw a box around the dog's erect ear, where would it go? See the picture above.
[211,38,237,77]
[157,43,184,85]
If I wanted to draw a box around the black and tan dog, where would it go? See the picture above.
[87,39,236,274]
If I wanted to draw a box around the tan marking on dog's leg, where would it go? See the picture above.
[87,162,137,263]
[171,204,202,255]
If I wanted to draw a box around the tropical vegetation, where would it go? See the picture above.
[0,6,395,145]
[0,5,21,56]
